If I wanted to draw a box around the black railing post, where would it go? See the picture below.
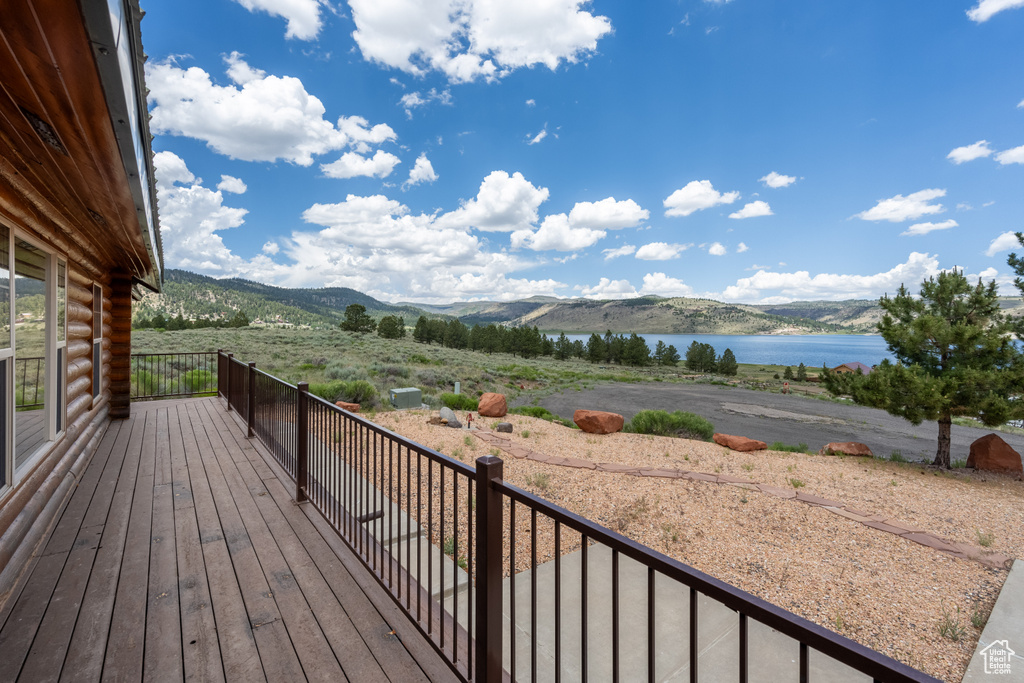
[226,353,234,411]
[475,455,504,683]
[217,349,224,397]
[247,362,256,437]
[296,382,309,502]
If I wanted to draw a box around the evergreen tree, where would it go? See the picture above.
[822,270,1022,468]
[413,315,432,343]
[685,341,717,372]
[796,362,807,382]
[783,366,794,380]
[661,344,681,367]
[540,334,555,357]
[377,315,405,339]
[572,340,585,359]
[554,333,572,360]
[340,304,376,333]
[586,333,606,363]
[227,310,250,328]
[653,340,667,365]
[622,333,651,366]
[717,348,738,376]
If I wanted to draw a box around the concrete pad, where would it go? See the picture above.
[963,559,1023,681]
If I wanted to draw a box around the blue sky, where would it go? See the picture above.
[142,0,1024,305]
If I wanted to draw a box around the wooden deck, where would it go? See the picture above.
[0,397,457,682]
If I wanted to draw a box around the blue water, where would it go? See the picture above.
[562,333,893,368]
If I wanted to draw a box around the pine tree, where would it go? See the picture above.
[413,315,431,343]
[377,315,405,339]
[586,333,606,363]
[340,304,376,333]
[796,362,807,382]
[661,344,681,367]
[717,348,738,376]
[823,270,1022,468]
[783,366,794,380]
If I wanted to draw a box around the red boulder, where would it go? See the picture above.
[335,401,360,413]
[573,410,624,435]
[713,433,767,452]
[967,433,1023,477]
[819,442,873,457]
[478,392,508,417]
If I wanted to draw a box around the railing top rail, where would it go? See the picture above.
[307,391,477,478]
[493,479,939,683]
[131,351,217,358]
[252,367,298,392]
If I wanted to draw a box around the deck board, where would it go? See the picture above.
[0,397,455,682]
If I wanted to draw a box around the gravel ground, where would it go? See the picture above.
[373,410,1023,683]
[532,381,1024,463]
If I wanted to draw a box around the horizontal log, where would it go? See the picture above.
[67,299,91,323]
[67,339,91,359]
[66,375,91,403]
[68,357,91,383]
[67,280,92,304]
[67,320,91,341]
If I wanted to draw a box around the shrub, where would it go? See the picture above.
[369,362,410,379]
[308,379,379,407]
[324,362,369,381]
[509,405,577,428]
[440,393,479,411]
[624,410,714,441]
[769,442,810,453]
[182,369,214,393]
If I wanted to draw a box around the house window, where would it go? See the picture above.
[92,284,102,401]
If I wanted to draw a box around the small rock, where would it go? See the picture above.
[495,422,513,433]
[967,433,1023,477]
[713,433,767,452]
[819,441,873,457]
[335,401,360,413]
[439,407,458,423]
[573,410,624,435]
[478,392,508,417]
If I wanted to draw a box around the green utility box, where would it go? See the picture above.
[390,387,422,409]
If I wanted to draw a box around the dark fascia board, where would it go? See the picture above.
[78,0,163,293]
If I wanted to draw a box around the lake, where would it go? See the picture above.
[562,333,893,368]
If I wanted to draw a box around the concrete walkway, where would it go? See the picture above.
[963,559,1024,681]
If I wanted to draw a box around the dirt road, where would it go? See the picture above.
[532,382,1024,462]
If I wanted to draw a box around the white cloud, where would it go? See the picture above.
[568,197,649,230]
[147,54,396,166]
[967,0,1024,22]
[663,180,740,217]
[405,153,439,187]
[348,0,613,83]
[708,242,726,256]
[233,0,324,40]
[262,241,280,255]
[636,242,689,260]
[154,151,195,186]
[995,144,1024,165]
[729,200,773,219]
[638,272,693,297]
[737,242,749,253]
[947,140,993,164]
[759,171,796,189]
[855,188,946,222]
[720,252,942,303]
[400,88,452,117]
[575,277,638,299]
[901,219,958,236]
[986,231,1020,257]
[437,170,549,232]
[1019,98,1024,108]
[510,213,605,251]
[528,127,548,145]
[602,244,636,260]
[526,99,536,107]
[321,150,401,179]
[217,175,248,194]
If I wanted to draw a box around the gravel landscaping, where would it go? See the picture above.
[373,410,1023,683]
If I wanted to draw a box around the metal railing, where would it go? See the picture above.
[130,352,219,400]
[15,356,44,408]
[217,350,940,683]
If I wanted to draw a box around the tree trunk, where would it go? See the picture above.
[934,414,952,469]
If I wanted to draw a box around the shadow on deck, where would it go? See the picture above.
[0,397,457,682]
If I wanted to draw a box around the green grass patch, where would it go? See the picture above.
[623,410,714,441]
[308,379,379,407]
[440,393,479,411]
[769,441,810,453]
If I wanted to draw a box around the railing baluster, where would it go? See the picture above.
[296,382,308,503]
[739,612,748,683]
[474,456,502,683]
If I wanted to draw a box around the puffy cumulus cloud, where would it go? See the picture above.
[262,241,280,255]
[321,150,401,179]
[638,272,693,297]
[708,242,726,256]
[603,244,636,260]
[510,213,605,251]
[947,140,993,164]
[400,88,452,117]
[217,175,248,194]
[664,180,740,217]
[759,171,796,188]
[729,200,773,219]
[147,54,395,166]
[348,0,612,83]
[154,151,195,187]
[855,188,946,222]
[233,0,324,39]
[720,252,942,303]
[405,153,439,187]
[575,277,638,300]
[901,219,957,236]
[995,144,1024,165]
[636,242,689,260]
[986,231,1021,257]
[737,242,749,253]
[967,0,1024,22]
[437,170,549,232]
[568,197,648,230]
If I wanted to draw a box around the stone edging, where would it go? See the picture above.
[472,430,1013,570]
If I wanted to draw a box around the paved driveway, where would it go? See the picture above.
[531,382,1024,463]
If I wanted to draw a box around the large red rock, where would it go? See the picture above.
[713,433,767,452]
[335,401,360,413]
[478,392,508,417]
[819,442,873,457]
[573,410,624,435]
[967,433,1023,477]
